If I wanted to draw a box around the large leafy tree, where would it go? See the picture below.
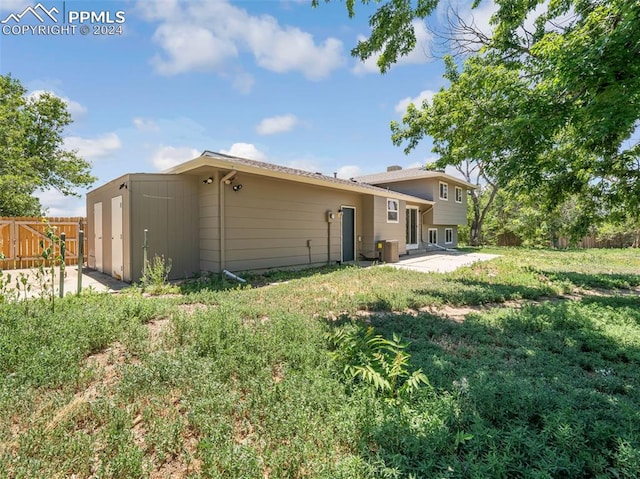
[317,0,640,213]
[0,75,95,216]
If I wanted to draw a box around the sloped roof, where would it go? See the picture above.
[354,167,475,188]
[164,151,434,205]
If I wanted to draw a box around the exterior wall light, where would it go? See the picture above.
[203,177,214,184]
[232,184,243,192]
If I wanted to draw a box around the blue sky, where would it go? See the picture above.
[0,0,494,216]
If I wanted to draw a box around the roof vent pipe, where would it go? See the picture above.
[387,165,402,172]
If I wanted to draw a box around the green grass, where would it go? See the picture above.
[1,248,639,477]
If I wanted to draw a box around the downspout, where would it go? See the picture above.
[420,205,434,244]
[219,170,237,273]
[327,220,331,264]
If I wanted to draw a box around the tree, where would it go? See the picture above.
[0,75,95,216]
[318,0,640,215]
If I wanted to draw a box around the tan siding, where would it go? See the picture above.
[360,196,376,258]
[199,179,220,272]
[212,172,363,273]
[423,225,459,248]
[167,178,200,279]
[375,180,436,200]
[370,196,407,256]
[128,174,199,283]
[86,175,201,283]
[374,178,467,225]
[432,183,467,225]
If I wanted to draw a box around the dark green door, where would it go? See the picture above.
[341,207,355,262]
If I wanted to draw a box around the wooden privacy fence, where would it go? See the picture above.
[0,217,88,270]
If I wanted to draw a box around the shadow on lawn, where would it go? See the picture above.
[412,277,557,306]
[329,297,640,476]
[538,270,640,290]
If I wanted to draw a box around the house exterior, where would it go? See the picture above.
[354,165,472,251]
[86,151,472,283]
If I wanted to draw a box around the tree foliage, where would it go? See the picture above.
[0,75,95,216]
[320,0,640,216]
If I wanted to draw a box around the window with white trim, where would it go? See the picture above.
[455,186,463,203]
[445,228,453,244]
[439,181,449,200]
[428,228,437,244]
[387,198,399,223]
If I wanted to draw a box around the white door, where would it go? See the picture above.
[406,207,419,250]
[111,196,123,280]
[94,202,103,272]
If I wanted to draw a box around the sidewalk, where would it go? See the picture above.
[1,265,129,299]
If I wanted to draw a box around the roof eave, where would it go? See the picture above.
[165,156,434,206]
[355,172,476,189]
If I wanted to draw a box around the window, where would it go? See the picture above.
[445,228,453,244]
[428,228,437,244]
[439,181,449,200]
[455,186,463,203]
[387,198,399,223]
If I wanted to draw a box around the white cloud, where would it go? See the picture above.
[37,189,86,217]
[336,165,362,179]
[241,16,344,80]
[459,0,497,41]
[133,117,159,131]
[151,23,238,75]
[150,145,200,171]
[142,0,345,80]
[439,0,571,54]
[394,89,436,114]
[433,0,494,48]
[64,133,121,160]
[26,90,87,118]
[256,114,299,135]
[353,20,432,75]
[220,143,267,162]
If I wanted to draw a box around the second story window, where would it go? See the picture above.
[439,181,449,200]
[455,186,463,203]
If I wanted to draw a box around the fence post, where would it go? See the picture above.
[59,232,66,298]
[143,229,149,277]
[77,229,84,294]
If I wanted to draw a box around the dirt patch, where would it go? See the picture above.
[576,287,640,297]
[176,303,210,315]
[150,441,201,479]
[132,390,202,478]
[147,317,171,347]
[418,296,569,322]
[354,291,621,324]
[45,342,131,433]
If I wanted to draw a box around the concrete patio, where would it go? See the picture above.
[382,250,500,273]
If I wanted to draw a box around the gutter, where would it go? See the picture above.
[420,206,434,245]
